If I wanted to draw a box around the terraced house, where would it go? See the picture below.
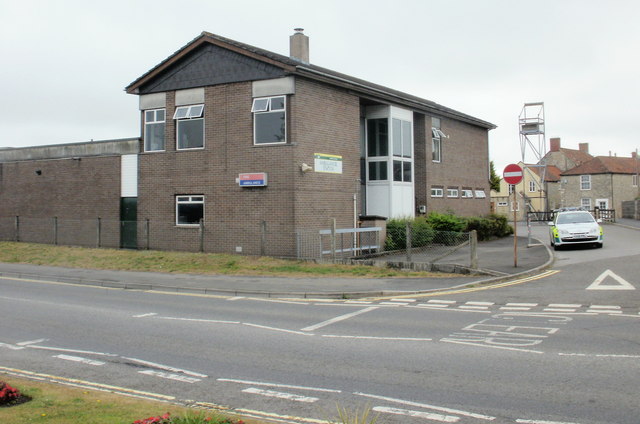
[0,30,495,256]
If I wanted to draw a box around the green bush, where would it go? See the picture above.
[384,217,434,250]
[426,212,465,232]
[463,214,513,241]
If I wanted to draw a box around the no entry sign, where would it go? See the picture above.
[503,163,523,185]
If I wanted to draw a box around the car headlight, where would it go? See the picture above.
[589,227,599,235]
[559,229,569,236]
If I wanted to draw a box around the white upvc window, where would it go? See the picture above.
[144,109,165,152]
[474,190,486,198]
[528,181,536,192]
[430,187,444,197]
[253,96,286,145]
[174,104,204,150]
[461,189,473,198]
[581,198,592,209]
[508,184,515,194]
[431,117,442,163]
[580,175,591,190]
[633,174,638,187]
[392,118,413,182]
[447,188,459,198]
[497,201,508,207]
[176,195,204,226]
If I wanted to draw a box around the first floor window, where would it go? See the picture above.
[474,190,486,198]
[529,181,536,192]
[447,188,459,198]
[253,96,286,144]
[633,174,638,187]
[461,189,473,198]
[176,195,204,226]
[144,109,165,151]
[430,187,444,197]
[368,161,387,181]
[580,175,591,190]
[393,160,412,182]
[174,104,204,150]
[432,137,441,162]
[498,201,508,207]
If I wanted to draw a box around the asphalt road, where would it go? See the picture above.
[1,223,639,424]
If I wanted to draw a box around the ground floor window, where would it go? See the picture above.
[430,187,444,197]
[580,198,591,209]
[176,195,204,226]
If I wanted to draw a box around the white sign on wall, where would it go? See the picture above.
[314,153,342,174]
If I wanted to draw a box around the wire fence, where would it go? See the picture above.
[0,216,476,268]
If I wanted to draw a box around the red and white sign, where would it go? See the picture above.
[503,164,523,185]
[238,173,267,187]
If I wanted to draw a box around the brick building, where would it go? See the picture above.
[0,30,495,256]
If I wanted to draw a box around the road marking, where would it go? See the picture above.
[27,345,118,357]
[300,306,378,332]
[354,392,495,421]
[391,298,416,302]
[227,296,245,301]
[322,335,432,341]
[138,369,201,383]
[558,353,640,359]
[548,304,581,308]
[589,305,620,309]
[53,354,105,366]
[133,313,157,318]
[458,305,490,310]
[345,300,372,304]
[242,387,318,403]
[373,406,459,423]
[242,323,313,336]
[17,338,48,346]
[217,378,342,393]
[379,302,408,306]
[121,357,207,378]
[416,303,449,308]
[587,270,636,290]
[427,300,456,304]
[0,342,24,350]
[465,301,494,306]
[441,339,544,354]
[506,303,538,307]
[516,419,582,424]
[500,307,532,311]
[543,308,576,313]
[156,316,240,325]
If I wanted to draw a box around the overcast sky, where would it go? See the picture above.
[1,0,638,171]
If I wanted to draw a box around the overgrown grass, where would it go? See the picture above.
[0,375,246,424]
[0,242,452,278]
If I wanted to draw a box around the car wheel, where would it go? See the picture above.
[553,244,560,251]
[596,243,603,249]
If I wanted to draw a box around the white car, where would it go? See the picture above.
[548,210,603,250]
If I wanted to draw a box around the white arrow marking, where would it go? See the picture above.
[586,270,635,290]
[54,354,105,366]
[242,387,318,403]
[138,370,201,383]
[373,406,459,423]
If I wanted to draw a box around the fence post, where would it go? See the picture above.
[96,218,101,248]
[470,230,478,269]
[145,219,150,250]
[15,216,19,242]
[260,220,267,256]
[405,221,412,263]
[199,219,204,253]
[331,218,337,263]
[53,217,58,245]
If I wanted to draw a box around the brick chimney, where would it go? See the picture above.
[549,137,561,152]
[632,151,637,159]
[290,28,309,63]
[579,143,589,154]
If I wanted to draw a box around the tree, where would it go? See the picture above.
[489,161,501,192]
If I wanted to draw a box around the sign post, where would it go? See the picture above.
[503,164,524,267]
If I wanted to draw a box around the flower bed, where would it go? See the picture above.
[0,381,30,407]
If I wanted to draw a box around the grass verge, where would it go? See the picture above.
[0,374,247,424]
[0,242,453,278]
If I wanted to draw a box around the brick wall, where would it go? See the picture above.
[0,156,121,247]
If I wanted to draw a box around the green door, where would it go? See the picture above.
[120,197,138,249]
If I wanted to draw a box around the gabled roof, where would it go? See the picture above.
[558,147,593,167]
[126,31,495,130]
[562,156,639,175]
[527,164,562,182]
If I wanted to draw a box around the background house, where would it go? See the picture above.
[1,30,495,256]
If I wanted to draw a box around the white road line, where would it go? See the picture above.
[586,309,622,314]
[322,335,432,341]
[156,316,240,325]
[558,352,640,359]
[458,305,489,310]
[243,323,313,336]
[242,387,318,403]
[441,339,544,354]
[217,378,342,393]
[427,300,456,304]
[391,299,416,302]
[543,308,576,313]
[506,303,538,307]
[548,304,581,308]
[354,392,495,421]
[500,307,532,311]
[227,296,245,301]
[465,301,494,306]
[589,305,621,309]
[300,306,378,332]
[379,302,408,306]
[373,406,459,423]
[53,354,105,366]
[27,345,118,357]
[122,357,207,378]
[0,342,24,350]
[516,419,582,424]
[345,300,372,304]
[416,304,449,308]
[17,338,48,346]
[138,370,201,384]
[133,313,157,318]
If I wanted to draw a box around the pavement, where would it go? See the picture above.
[1,219,637,299]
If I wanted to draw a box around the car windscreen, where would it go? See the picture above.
[557,213,595,224]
